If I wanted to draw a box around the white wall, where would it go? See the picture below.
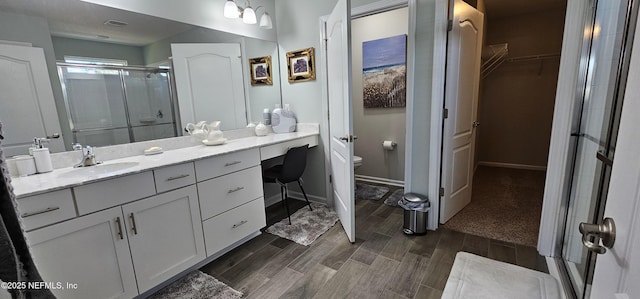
[275,0,339,198]
[52,36,146,66]
[82,0,277,41]
[352,8,408,181]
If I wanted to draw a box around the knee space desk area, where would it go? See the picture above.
[10,128,319,299]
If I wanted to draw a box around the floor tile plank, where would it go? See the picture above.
[414,284,443,299]
[280,263,337,299]
[246,267,303,299]
[348,255,400,298]
[387,252,430,298]
[312,259,369,299]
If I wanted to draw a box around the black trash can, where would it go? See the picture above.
[398,193,430,235]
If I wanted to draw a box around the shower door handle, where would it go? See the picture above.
[579,217,616,254]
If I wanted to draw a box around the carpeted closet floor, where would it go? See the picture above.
[443,166,546,247]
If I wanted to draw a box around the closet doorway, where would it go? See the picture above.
[441,0,567,248]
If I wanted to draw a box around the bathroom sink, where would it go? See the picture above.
[57,162,140,179]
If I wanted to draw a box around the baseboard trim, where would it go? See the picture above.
[477,161,547,171]
[265,192,327,207]
[355,175,405,187]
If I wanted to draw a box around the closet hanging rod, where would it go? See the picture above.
[506,53,561,63]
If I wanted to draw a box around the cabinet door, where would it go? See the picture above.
[122,185,205,293]
[27,207,137,299]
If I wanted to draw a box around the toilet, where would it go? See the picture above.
[354,155,363,169]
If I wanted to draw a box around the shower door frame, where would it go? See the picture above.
[57,63,179,145]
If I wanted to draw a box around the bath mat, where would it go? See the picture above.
[384,188,404,206]
[148,271,242,299]
[265,203,339,246]
[442,252,559,299]
[355,183,389,200]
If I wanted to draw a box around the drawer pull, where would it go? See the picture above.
[224,161,242,167]
[115,217,124,240]
[228,187,245,194]
[21,206,60,218]
[166,174,190,181]
[232,220,248,229]
[130,213,138,235]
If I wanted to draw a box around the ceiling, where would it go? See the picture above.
[483,0,566,18]
[0,0,196,46]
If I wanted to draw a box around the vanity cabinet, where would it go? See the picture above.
[16,136,320,298]
[121,185,205,293]
[28,207,138,299]
[195,149,266,257]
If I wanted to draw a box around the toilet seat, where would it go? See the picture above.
[354,155,363,167]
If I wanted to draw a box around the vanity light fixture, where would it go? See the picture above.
[223,0,273,29]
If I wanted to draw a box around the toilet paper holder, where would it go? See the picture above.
[382,140,397,150]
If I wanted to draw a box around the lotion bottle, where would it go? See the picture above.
[32,138,53,173]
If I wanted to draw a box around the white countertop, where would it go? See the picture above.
[10,131,318,198]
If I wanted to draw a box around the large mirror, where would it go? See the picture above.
[0,0,281,155]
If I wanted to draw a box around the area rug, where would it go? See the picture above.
[355,183,389,200]
[265,203,339,246]
[442,252,559,299]
[148,271,242,299]
[384,188,404,206]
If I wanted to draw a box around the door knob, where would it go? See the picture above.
[472,121,480,128]
[339,135,357,142]
[579,217,616,254]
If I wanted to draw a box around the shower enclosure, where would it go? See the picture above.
[57,63,178,147]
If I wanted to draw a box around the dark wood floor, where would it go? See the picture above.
[200,189,549,299]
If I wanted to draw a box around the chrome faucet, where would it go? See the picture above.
[72,143,101,168]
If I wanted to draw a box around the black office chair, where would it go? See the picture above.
[263,144,313,224]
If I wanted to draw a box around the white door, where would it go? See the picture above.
[171,43,246,131]
[122,186,205,293]
[590,11,640,297]
[0,44,65,156]
[28,207,138,299]
[326,0,355,243]
[440,0,484,223]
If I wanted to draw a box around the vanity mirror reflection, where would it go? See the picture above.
[0,0,282,156]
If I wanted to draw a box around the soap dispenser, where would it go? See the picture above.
[32,137,53,173]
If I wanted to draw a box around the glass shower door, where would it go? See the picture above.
[561,0,634,297]
[122,70,176,142]
[58,65,130,146]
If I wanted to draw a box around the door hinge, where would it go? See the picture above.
[439,187,445,197]
[447,19,453,31]
[443,108,449,119]
[329,175,333,184]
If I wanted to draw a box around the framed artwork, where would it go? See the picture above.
[362,34,407,108]
[249,56,273,85]
[286,47,316,83]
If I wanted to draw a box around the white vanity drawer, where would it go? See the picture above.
[17,189,76,231]
[75,171,156,215]
[195,148,260,181]
[197,166,263,220]
[259,135,318,160]
[202,197,266,257]
[154,162,196,193]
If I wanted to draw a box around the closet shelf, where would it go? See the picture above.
[481,43,508,79]
[505,53,561,63]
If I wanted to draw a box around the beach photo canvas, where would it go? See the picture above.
[362,34,407,108]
